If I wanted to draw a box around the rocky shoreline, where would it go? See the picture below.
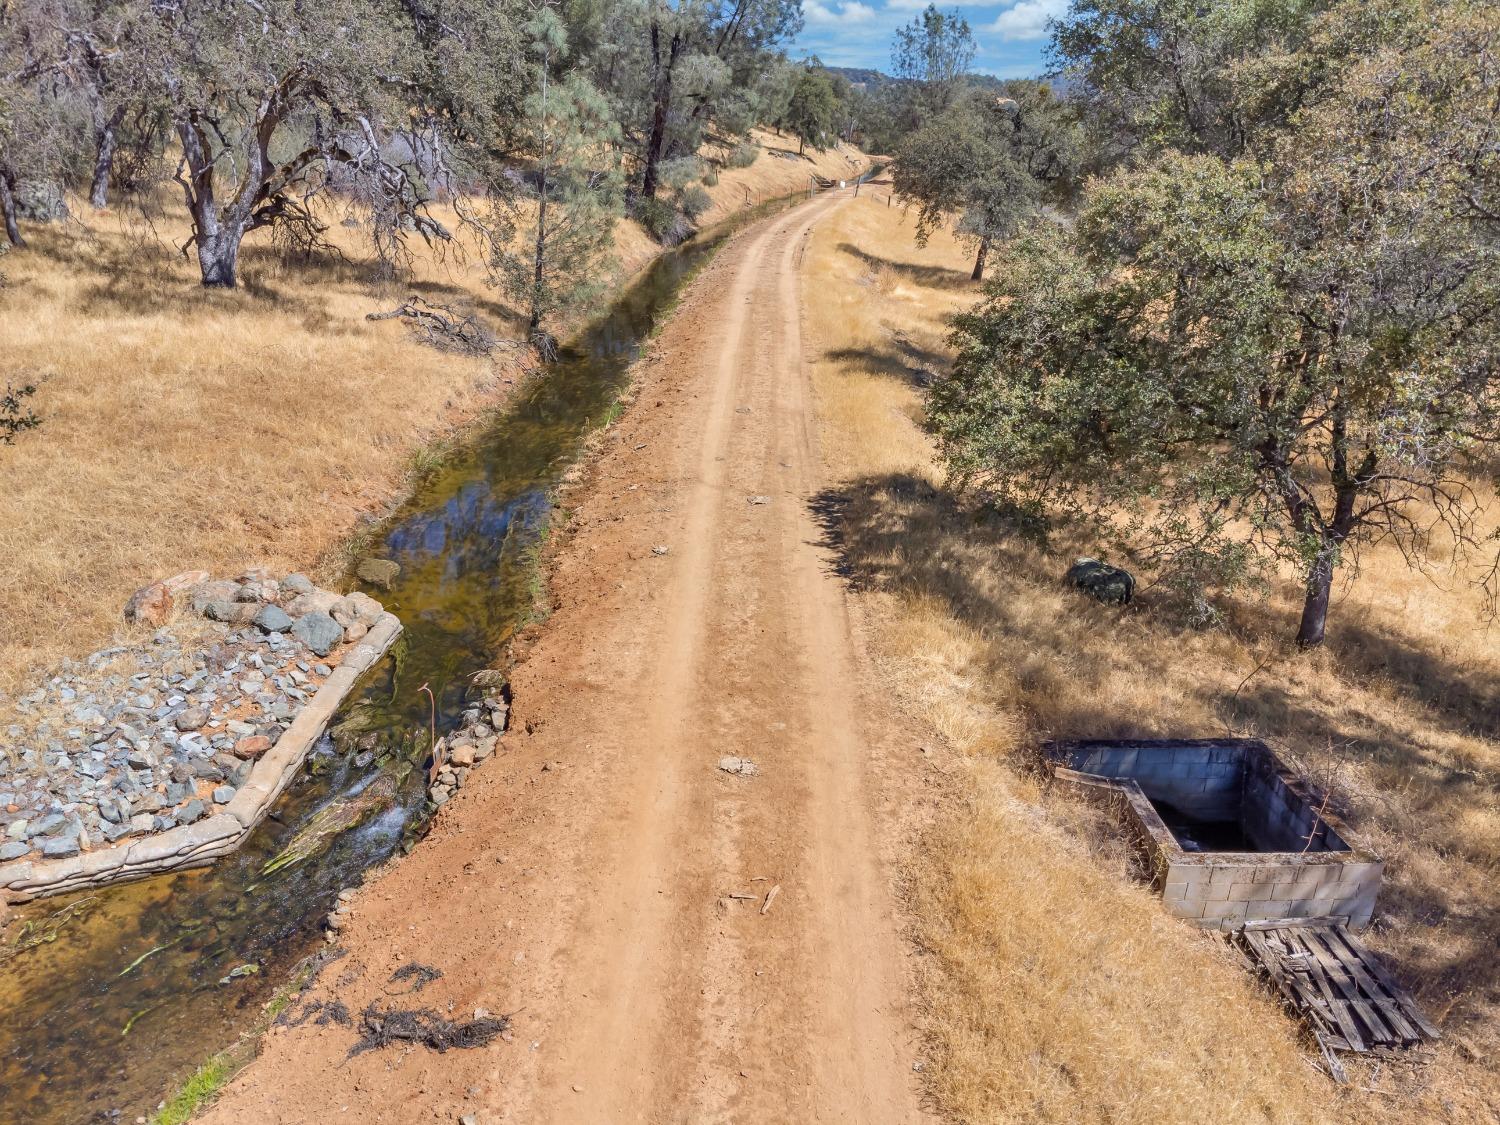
[0,570,400,897]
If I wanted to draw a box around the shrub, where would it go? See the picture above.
[1,382,40,445]
[727,142,760,169]
[633,196,691,245]
[679,184,713,221]
[657,156,701,192]
[702,166,720,187]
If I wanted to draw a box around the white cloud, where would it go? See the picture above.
[886,0,999,10]
[990,0,1067,39]
[806,0,877,25]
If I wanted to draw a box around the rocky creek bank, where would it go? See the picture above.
[0,569,393,872]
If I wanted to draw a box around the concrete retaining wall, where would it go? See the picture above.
[0,614,402,903]
[1049,738,1383,931]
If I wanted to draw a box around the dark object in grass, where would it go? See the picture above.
[350,1003,509,1056]
[389,961,442,993]
[1065,556,1135,605]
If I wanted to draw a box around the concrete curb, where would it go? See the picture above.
[0,613,402,903]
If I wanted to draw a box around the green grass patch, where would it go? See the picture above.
[149,1054,233,1125]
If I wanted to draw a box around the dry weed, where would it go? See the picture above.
[805,195,1500,1123]
[0,132,865,699]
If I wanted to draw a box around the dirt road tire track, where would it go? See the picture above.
[201,191,929,1125]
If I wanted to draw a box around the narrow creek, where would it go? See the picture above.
[0,196,804,1124]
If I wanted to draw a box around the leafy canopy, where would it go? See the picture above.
[933,0,1500,645]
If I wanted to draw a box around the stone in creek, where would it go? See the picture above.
[5,818,27,839]
[343,621,369,643]
[203,600,258,625]
[164,780,194,804]
[284,590,340,619]
[190,582,239,616]
[253,604,294,635]
[0,841,30,860]
[355,557,401,590]
[281,573,315,596]
[129,813,154,834]
[41,837,80,859]
[175,706,209,732]
[99,820,133,842]
[211,785,235,804]
[292,612,344,657]
[234,735,273,760]
[236,581,277,603]
[162,569,211,595]
[448,744,476,768]
[312,663,332,678]
[123,582,174,628]
[177,799,206,825]
[31,812,67,837]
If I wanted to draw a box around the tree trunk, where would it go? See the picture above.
[1296,552,1334,648]
[971,237,989,282]
[0,170,23,247]
[642,90,670,199]
[90,107,125,209]
[196,226,242,288]
[641,24,680,200]
[798,135,805,156]
[530,168,548,341]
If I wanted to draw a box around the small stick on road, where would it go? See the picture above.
[760,885,781,915]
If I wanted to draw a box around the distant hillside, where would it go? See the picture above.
[825,66,895,89]
[824,66,1045,91]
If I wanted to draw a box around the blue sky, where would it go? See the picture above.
[792,0,1064,78]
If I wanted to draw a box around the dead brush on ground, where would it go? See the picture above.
[805,195,1500,1123]
[350,1003,509,1057]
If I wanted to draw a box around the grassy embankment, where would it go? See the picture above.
[0,129,866,698]
[804,192,1500,1123]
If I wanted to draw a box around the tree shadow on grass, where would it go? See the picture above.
[837,242,976,291]
[811,470,1500,1049]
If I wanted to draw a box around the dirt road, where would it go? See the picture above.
[202,190,930,1124]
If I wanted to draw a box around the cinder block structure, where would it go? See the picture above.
[1047,739,1382,931]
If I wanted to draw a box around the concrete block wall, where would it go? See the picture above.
[1067,743,1242,822]
[1162,856,1383,930]
[1240,748,1348,853]
[1050,738,1383,932]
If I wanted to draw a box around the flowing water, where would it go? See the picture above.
[0,198,801,1124]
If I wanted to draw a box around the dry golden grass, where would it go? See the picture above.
[805,194,1500,1123]
[0,135,867,699]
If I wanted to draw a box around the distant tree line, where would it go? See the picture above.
[0,0,872,348]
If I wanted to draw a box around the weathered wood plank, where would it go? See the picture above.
[1301,928,1394,1045]
[1325,926,1442,1041]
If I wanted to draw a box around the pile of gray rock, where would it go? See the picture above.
[0,570,388,864]
[427,686,510,808]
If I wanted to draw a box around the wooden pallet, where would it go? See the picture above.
[1233,922,1439,1077]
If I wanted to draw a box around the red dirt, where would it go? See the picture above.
[200,190,931,1124]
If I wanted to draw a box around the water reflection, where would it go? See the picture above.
[0,209,749,1124]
